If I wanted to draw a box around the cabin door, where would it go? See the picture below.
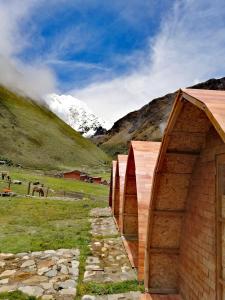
[216,154,225,300]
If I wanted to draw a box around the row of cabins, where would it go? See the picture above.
[109,89,225,300]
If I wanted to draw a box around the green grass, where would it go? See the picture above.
[0,85,110,170]
[0,167,109,197]
[0,197,107,253]
[0,196,142,300]
[77,281,144,297]
[0,291,36,300]
[0,197,107,299]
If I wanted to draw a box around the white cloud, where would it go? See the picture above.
[0,0,57,99]
[1,0,225,126]
[72,0,225,125]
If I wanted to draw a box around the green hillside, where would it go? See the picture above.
[0,86,109,170]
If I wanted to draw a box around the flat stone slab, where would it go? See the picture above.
[0,249,79,299]
[82,291,142,300]
[84,237,136,283]
[90,207,112,218]
[90,217,118,237]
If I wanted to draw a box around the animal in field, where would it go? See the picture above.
[32,181,40,185]
[32,185,45,197]
[1,172,8,180]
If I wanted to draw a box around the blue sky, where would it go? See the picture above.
[1,0,225,124]
[17,1,173,91]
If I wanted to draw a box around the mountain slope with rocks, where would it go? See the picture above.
[46,94,108,137]
[92,77,225,157]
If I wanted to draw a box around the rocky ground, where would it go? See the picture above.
[83,207,141,300]
[0,249,79,299]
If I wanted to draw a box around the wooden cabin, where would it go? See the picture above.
[63,170,82,180]
[145,89,225,299]
[80,174,89,181]
[113,155,128,230]
[92,176,102,184]
[122,141,160,281]
[109,160,117,208]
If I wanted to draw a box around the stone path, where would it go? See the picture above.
[83,207,140,300]
[0,249,79,299]
[84,207,136,283]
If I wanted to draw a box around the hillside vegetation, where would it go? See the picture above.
[0,86,109,170]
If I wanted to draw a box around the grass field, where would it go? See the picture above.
[0,197,107,253]
[0,197,107,299]
[0,196,144,300]
[0,167,109,197]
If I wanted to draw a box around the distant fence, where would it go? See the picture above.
[0,178,109,202]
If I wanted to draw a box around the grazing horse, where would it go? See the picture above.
[32,186,45,197]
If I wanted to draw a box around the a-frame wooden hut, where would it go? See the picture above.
[145,89,225,299]
[122,141,160,281]
[113,155,128,230]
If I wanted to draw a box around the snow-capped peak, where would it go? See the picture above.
[45,93,108,137]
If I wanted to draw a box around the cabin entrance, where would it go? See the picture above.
[216,154,225,299]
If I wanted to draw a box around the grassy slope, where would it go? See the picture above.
[0,86,109,170]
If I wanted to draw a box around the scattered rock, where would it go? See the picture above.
[82,296,96,300]
[0,284,17,293]
[38,267,50,275]
[59,265,68,274]
[21,259,36,268]
[0,269,16,278]
[38,259,55,269]
[0,278,9,284]
[42,295,54,300]
[0,261,6,268]
[59,287,76,296]
[19,285,44,297]
[22,275,48,284]
[45,269,57,277]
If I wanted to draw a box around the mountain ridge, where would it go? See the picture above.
[46,94,108,137]
[92,77,225,157]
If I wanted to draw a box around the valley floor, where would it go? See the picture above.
[0,171,143,300]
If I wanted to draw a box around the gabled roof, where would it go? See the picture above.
[63,170,82,174]
[171,88,225,142]
[155,88,225,173]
